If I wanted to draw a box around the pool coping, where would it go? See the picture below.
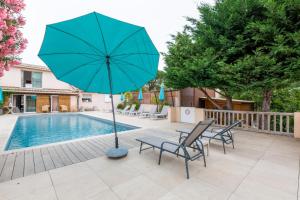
[1,112,145,154]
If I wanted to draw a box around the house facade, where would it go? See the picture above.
[0,63,122,113]
[0,63,80,113]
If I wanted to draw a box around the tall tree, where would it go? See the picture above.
[164,0,300,111]
[0,0,27,77]
[233,0,300,111]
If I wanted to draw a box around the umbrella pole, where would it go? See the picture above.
[106,57,118,148]
[105,56,128,158]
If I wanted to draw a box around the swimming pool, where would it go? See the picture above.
[5,114,138,150]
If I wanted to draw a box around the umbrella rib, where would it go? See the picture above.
[57,59,100,79]
[112,58,156,77]
[47,25,105,56]
[85,60,106,91]
[39,52,99,56]
[109,27,144,56]
[39,52,100,60]
[94,12,108,55]
[112,61,139,90]
[111,52,159,57]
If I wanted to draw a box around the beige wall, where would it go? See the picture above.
[70,96,78,112]
[42,71,72,89]
[0,67,21,87]
[78,93,121,110]
[0,66,74,90]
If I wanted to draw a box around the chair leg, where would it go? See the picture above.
[158,150,163,165]
[206,143,209,156]
[203,150,206,167]
[222,142,226,154]
[232,140,235,149]
[185,158,190,179]
[139,142,143,154]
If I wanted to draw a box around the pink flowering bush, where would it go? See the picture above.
[0,0,27,77]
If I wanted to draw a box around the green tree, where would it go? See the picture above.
[233,0,300,111]
[164,0,300,111]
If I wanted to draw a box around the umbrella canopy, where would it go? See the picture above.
[138,88,143,101]
[159,83,165,101]
[0,86,3,104]
[120,93,125,101]
[38,12,159,94]
[38,12,159,158]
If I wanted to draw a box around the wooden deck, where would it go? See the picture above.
[0,128,175,183]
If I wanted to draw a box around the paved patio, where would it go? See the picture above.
[0,112,299,200]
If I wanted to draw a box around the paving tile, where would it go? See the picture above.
[170,177,232,200]
[0,172,53,200]
[112,175,168,200]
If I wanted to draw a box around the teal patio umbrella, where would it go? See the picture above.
[159,83,165,101]
[38,12,159,158]
[138,88,143,102]
[0,86,3,104]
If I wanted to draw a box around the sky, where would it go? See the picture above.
[21,0,214,70]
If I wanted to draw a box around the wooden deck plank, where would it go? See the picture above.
[12,151,25,179]
[73,142,94,160]
[78,141,99,157]
[66,143,88,162]
[88,139,108,152]
[0,153,16,182]
[33,148,46,173]
[41,148,55,171]
[47,146,64,168]
[82,140,104,157]
[54,145,73,166]
[24,150,35,176]
[60,144,81,164]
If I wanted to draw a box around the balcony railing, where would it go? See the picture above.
[204,109,294,136]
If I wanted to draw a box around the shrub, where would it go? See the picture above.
[117,103,125,109]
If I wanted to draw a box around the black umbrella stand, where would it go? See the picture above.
[105,56,128,159]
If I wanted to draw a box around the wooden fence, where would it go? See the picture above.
[204,109,294,135]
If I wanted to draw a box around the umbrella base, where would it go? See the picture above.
[106,147,128,159]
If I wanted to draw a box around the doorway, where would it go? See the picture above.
[12,95,24,113]
[51,95,59,112]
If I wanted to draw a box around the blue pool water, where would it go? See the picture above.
[5,114,138,150]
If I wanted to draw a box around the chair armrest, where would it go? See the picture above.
[210,128,223,133]
[176,128,192,134]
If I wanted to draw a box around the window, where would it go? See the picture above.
[22,71,42,88]
[82,94,92,102]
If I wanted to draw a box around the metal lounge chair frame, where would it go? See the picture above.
[201,120,242,154]
[136,119,214,179]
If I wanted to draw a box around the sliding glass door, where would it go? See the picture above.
[25,95,36,112]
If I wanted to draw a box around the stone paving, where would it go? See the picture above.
[0,112,299,200]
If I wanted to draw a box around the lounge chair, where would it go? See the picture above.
[150,105,169,119]
[60,105,68,112]
[178,120,242,154]
[124,104,136,115]
[136,119,214,179]
[129,104,144,116]
[139,105,157,118]
[201,120,242,153]
[117,105,130,114]
[41,105,50,113]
